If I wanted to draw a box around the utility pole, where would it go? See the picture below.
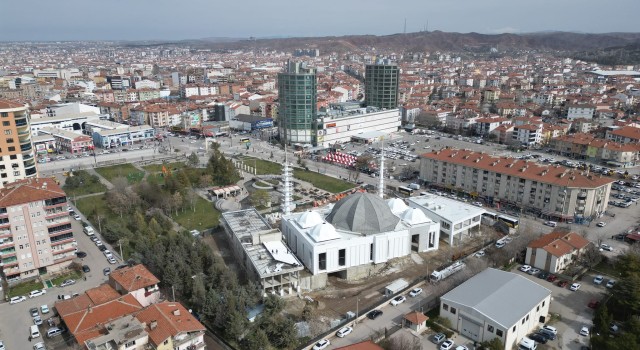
[404,18,407,34]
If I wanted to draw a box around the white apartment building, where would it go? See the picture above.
[0,178,74,283]
[567,105,595,121]
[512,123,543,147]
[419,148,613,221]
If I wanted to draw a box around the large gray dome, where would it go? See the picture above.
[326,192,400,235]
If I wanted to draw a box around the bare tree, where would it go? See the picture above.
[381,334,421,350]
[581,244,603,269]
[111,176,129,194]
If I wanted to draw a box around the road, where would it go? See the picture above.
[0,204,120,350]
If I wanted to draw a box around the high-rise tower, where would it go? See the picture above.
[364,63,399,109]
[0,99,37,187]
[277,61,317,145]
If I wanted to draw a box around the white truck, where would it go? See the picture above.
[384,278,409,296]
[408,183,421,190]
[83,226,94,236]
[430,261,465,282]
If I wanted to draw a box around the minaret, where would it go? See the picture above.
[282,144,293,215]
[378,141,385,198]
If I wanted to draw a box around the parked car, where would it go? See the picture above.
[570,283,581,291]
[76,251,87,258]
[541,325,557,335]
[474,250,486,257]
[537,329,557,340]
[594,275,604,285]
[409,288,423,297]
[579,326,590,336]
[367,310,383,320]
[600,244,613,252]
[431,333,446,344]
[108,256,117,264]
[538,271,549,280]
[30,307,39,317]
[82,265,91,273]
[59,279,76,287]
[495,241,506,248]
[336,326,353,338]
[544,221,557,227]
[588,299,601,309]
[528,333,548,344]
[557,280,569,288]
[546,274,558,282]
[520,265,532,272]
[528,268,541,276]
[10,296,26,304]
[391,295,406,306]
[29,289,47,298]
[103,267,111,276]
[33,315,43,326]
[440,340,454,350]
[33,342,45,350]
[596,222,607,227]
[41,305,49,314]
[606,280,616,288]
[312,339,330,350]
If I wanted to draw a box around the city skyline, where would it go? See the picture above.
[1,0,639,41]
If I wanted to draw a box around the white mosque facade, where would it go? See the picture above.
[281,192,440,282]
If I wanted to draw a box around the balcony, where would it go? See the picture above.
[44,197,67,209]
[0,247,16,257]
[50,232,73,243]
[49,223,72,235]
[20,143,33,153]
[51,245,76,254]
[46,211,69,220]
[0,256,18,267]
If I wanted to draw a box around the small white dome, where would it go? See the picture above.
[309,222,341,242]
[297,211,324,229]
[387,198,408,215]
[400,208,430,225]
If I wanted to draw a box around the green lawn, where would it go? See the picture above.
[293,169,355,193]
[63,179,107,197]
[51,270,83,287]
[95,163,145,184]
[241,157,282,175]
[75,194,118,225]
[171,196,220,231]
[7,279,44,298]
[143,162,185,173]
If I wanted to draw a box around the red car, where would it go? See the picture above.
[588,300,601,309]
[547,274,558,282]
[557,280,569,288]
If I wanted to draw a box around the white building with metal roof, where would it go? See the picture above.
[407,194,486,247]
[440,268,552,350]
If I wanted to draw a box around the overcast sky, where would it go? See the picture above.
[1,0,638,41]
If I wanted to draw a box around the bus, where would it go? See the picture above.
[497,215,519,229]
[482,212,498,221]
[398,186,414,196]
[240,137,250,143]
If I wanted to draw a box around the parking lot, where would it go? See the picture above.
[0,204,119,350]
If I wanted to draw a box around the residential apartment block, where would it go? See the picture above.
[0,99,37,186]
[419,148,614,222]
[0,178,74,282]
[551,133,640,167]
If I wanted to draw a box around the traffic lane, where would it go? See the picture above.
[69,213,119,280]
[328,294,427,349]
[37,148,158,173]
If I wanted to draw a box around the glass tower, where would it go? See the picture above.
[365,63,399,109]
[278,61,317,145]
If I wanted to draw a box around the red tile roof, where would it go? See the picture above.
[528,231,591,257]
[135,302,205,346]
[421,148,614,189]
[109,264,160,292]
[0,99,25,109]
[0,178,65,207]
[404,311,429,324]
[610,126,640,140]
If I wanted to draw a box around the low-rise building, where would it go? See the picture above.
[606,126,640,144]
[38,127,94,154]
[108,264,161,307]
[525,231,591,273]
[92,125,155,149]
[440,268,552,350]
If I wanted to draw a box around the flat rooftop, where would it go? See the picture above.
[407,194,486,223]
[222,209,303,279]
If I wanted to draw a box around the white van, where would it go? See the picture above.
[83,226,94,236]
[518,337,537,350]
[30,325,41,338]
[47,327,62,338]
